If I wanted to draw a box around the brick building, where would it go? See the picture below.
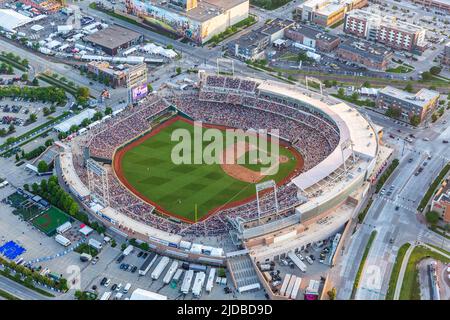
[376,86,440,123]
[335,39,392,70]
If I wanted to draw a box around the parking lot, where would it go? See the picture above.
[82,247,266,300]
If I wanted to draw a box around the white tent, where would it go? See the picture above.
[30,24,44,32]
[54,109,96,133]
[79,225,94,236]
[0,9,32,32]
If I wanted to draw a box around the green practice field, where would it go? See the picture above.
[117,118,300,222]
[32,207,70,235]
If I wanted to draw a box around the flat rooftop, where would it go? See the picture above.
[149,0,248,22]
[339,39,391,62]
[347,9,426,33]
[84,25,142,50]
[379,86,440,107]
[290,25,340,43]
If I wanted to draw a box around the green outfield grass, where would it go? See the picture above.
[32,207,70,235]
[118,119,299,221]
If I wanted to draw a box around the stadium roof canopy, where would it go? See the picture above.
[54,109,96,133]
[0,9,33,32]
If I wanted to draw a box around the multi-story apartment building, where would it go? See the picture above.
[376,86,440,123]
[344,9,427,53]
[294,0,368,27]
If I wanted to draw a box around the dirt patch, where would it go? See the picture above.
[219,141,290,183]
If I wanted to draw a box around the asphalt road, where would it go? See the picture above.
[0,275,52,300]
[334,109,450,300]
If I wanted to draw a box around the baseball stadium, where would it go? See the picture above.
[57,71,391,285]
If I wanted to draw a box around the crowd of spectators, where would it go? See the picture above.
[87,97,169,159]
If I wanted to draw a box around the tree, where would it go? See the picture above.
[429,66,442,75]
[362,81,371,88]
[37,160,48,173]
[327,287,337,300]
[21,73,28,82]
[92,111,103,121]
[147,83,153,92]
[337,88,345,97]
[421,71,432,81]
[410,115,420,127]
[32,78,39,86]
[425,211,440,225]
[69,202,79,216]
[104,107,113,115]
[176,67,182,75]
[28,113,37,123]
[121,243,127,251]
[15,153,20,162]
[404,83,414,93]
[385,107,401,119]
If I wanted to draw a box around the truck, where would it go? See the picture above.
[180,269,194,294]
[259,263,273,272]
[205,268,216,293]
[192,272,206,297]
[287,251,307,273]
[123,283,131,294]
[88,238,102,251]
[280,274,291,296]
[139,253,158,276]
[80,253,92,262]
[285,275,297,297]
[189,263,207,272]
[163,260,179,284]
[55,234,71,247]
[172,269,183,284]
[290,277,302,299]
[100,291,112,300]
[123,245,134,256]
[151,256,170,280]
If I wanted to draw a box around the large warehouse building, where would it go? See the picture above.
[84,25,143,55]
[125,0,249,44]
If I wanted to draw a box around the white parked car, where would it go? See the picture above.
[305,256,313,265]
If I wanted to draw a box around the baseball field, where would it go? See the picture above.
[32,206,70,235]
[114,116,303,222]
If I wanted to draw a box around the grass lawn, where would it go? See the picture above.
[418,163,450,211]
[385,243,411,300]
[399,245,450,300]
[74,243,99,257]
[117,118,299,221]
[386,65,414,73]
[0,288,20,300]
[32,207,70,235]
